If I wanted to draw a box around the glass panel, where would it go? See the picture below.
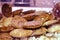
[15,0,22,2]
[14,4,30,7]
[23,0,30,2]
[34,0,53,7]
[1,0,11,2]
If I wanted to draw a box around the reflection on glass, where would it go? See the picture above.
[1,0,60,7]
[23,0,30,2]
[15,0,22,2]
[14,4,30,7]
[1,0,11,2]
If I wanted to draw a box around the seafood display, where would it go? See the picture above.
[0,2,60,40]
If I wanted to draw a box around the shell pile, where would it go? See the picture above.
[0,2,60,40]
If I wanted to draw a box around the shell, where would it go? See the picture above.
[10,29,33,38]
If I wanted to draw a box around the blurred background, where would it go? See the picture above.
[0,0,60,7]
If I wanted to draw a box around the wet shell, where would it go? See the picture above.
[3,17,13,27]
[0,26,14,32]
[11,15,27,28]
[43,20,58,26]
[10,29,33,38]
[23,21,43,28]
[32,27,47,36]
[34,11,50,22]
[12,9,23,16]
[48,24,60,32]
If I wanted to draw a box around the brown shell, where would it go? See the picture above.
[11,15,27,28]
[22,11,51,29]
[22,10,35,15]
[43,20,58,26]
[0,26,14,32]
[23,21,43,29]
[3,17,13,27]
[12,9,23,16]
[22,13,38,21]
[0,33,13,40]
[21,10,36,21]
[34,11,50,22]
[10,29,33,38]
[32,27,47,36]
[2,4,12,17]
